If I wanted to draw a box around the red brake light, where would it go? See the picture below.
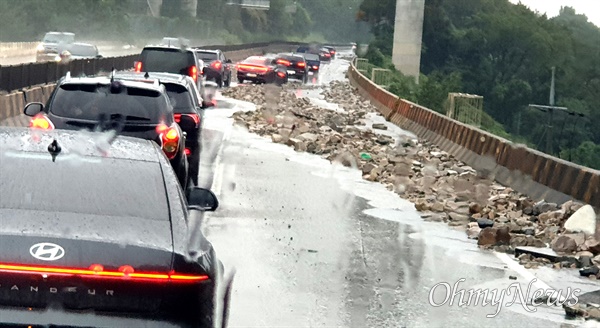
[30,114,54,130]
[237,64,269,73]
[174,113,200,126]
[157,123,180,159]
[277,71,286,78]
[297,62,306,68]
[0,263,209,283]
[276,59,291,66]
[211,61,222,70]
[184,148,191,156]
[135,61,142,73]
[313,65,319,70]
[330,50,336,54]
[189,66,198,82]
[325,53,331,57]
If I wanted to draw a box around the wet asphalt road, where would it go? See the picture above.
[197,53,598,327]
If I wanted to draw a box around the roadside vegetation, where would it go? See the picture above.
[357,0,600,169]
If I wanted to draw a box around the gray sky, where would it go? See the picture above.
[508,0,600,27]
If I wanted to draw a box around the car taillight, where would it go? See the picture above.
[134,61,142,73]
[276,59,291,66]
[330,50,336,54]
[297,62,306,68]
[189,65,198,82]
[0,262,209,283]
[277,71,286,78]
[325,53,331,57]
[237,64,269,73]
[174,113,200,127]
[184,148,191,156]
[156,123,180,159]
[211,60,222,70]
[30,114,54,130]
[313,65,319,70]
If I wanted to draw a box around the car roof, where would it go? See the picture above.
[142,45,194,52]
[277,53,304,59]
[113,71,192,86]
[58,75,166,93]
[46,32,74,36]
[0,126,161,163]
[193,49,218,53]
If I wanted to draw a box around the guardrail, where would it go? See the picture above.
[347,58,599,209]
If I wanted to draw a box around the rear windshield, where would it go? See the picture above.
[164,83,194,112]
[279,55,304,62]
[141,49,194,74]
[244,57,269,66]
[300,53,320,61]
[195,51,218,61]
[0,155,169,220]
[43,33,74,44]
[50,83,170,123]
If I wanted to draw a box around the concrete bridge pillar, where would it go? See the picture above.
[392,0,425,83]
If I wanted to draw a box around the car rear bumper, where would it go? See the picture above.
[0,306,192,328]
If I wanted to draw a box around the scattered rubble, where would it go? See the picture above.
[221,80,599,285]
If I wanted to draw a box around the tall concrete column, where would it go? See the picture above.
[147,0,162,17]
[392,0,425,83]
[181,0,198,17]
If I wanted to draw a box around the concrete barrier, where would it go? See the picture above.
[347,60,600,209]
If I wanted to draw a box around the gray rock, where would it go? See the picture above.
[477,219,494,229]
[372,123,387,130]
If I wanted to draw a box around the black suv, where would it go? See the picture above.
[113,72,205,186]
[274,53,309,83]
[193,49,233,88]
[135,45,217,106]
[23,74,190,189]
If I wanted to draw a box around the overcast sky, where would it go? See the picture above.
[508,0,600,27]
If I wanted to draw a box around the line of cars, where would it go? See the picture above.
[235,44,337,86]
[4,40,230,327]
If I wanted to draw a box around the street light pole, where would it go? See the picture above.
[546,66,556,154]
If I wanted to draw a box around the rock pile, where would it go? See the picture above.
[221,81,598,275]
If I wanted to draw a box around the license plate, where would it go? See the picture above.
[246,73,257,77]
[287,70,295,75]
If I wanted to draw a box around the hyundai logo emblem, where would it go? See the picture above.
[30,242,65,261]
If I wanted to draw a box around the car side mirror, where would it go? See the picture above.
[24,102,44,116]
[186,187,219,212]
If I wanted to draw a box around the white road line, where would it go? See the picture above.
[495,252,553,291]
[210,119,233,198]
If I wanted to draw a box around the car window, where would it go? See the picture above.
[141,49,193,74]
[43,33,74,44]
[196,51,219,61]
[50,83,170,123]
[0,155,169,221]
[164,83,195,112]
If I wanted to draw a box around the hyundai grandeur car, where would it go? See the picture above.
[0,126,222,327]
[192,49,233,88]
[23,74,190,189]
[113,71,206,186]
[236,55,288,85]
[135,45,218,105]
[274,53,308,83]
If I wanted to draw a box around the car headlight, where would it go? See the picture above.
[36,43,45,52]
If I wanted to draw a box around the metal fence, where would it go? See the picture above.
[0,55,138,93]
